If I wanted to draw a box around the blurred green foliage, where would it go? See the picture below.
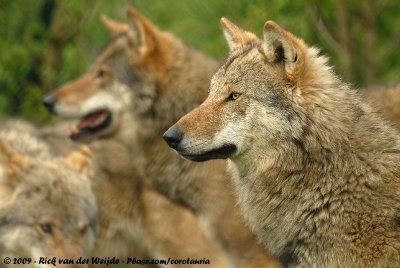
[0,0,399,122]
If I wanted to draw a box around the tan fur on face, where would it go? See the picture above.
[177,100,226,139]
[56,75,98,106]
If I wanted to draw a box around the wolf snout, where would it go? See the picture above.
[42,94,57,114]
[163,126,183,149]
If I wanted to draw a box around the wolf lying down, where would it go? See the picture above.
[0,129,98,268]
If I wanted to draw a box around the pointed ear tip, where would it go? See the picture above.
[264,20,281,32]
[220,17,232,28]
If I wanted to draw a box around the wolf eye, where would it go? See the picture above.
[78,222,89,235]
[40,223,53,234]
[96,66,110,78]
[227,92,241,101]
[80,225,88,235]
[97,68,106,78]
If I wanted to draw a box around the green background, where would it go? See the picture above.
[1,0,399,122]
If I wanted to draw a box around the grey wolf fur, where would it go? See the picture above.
[165,18,400,267]
[0,129,98,268]
[44,7,278,268]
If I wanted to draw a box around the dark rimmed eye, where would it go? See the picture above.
[96,68,107,78]
[40,223,53,234]
[79,223,89,235]
[96,66,110,78]
[227,92,241,101]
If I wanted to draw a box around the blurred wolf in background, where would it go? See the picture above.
[37,123,230,268]
[0,129,98,268]
[164,18,400,267]
[364,82,400,127]
[43,7,278,268]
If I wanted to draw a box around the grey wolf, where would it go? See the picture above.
[164,18,400,267]
[43,7,278,268]
[0,129,98,268]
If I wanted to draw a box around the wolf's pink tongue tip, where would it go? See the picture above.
[68,126,79,137]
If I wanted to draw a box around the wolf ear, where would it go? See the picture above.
[125,6,159,55]
[101,15,129,36]
[0,140,26,181]
[220,17,257,51]
[263,21,306,79]
[64,146,93,178]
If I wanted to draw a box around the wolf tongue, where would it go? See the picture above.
[78,111,107,129]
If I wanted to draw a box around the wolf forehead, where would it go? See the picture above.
[17,160,92,196]
[211,45,285,91]
[220,43,261,73]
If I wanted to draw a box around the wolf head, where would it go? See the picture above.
[164,18,341,163]
[0,138,98,267]
[42,7,172,141]
[44,7,217,143]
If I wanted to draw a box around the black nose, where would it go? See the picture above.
[163,127,183,149]
[42,94,57,114]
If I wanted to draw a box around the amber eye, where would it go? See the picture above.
[96,66,110,78]
[79,223,89,235]
[40,223,53,234]
[227,92,241,101]
[97,68,106,78]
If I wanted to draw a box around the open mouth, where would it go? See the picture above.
[179,144,237,162]
[68,110,112,140]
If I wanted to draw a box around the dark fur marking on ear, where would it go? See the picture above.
[274,44,285,63]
